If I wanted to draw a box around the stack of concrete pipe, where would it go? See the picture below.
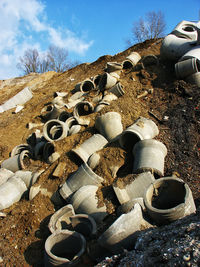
[160,20,200,86]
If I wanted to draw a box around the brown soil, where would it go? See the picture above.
[0,39,199,266]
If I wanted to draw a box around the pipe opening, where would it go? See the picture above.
[123,61,133,69]
[46,121,64,140]
[82,81,94,92]
[150,180,186,209]
[121,132,141,151]
[182,26,195,32]
[50,233,83,260]
[75,102,93,116]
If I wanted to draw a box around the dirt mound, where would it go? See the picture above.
[0,39,199,266]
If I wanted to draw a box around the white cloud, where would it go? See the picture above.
[0,0,93,79]
[48,28,94,54]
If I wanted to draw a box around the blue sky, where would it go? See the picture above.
[0,0,199,79]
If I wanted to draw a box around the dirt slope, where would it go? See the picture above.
[0,39,199,266]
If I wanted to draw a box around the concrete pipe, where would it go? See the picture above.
[141,54,159,67]
[80,79,95,92]
[43,142,60,164]
[98,72,119,91]
[108,82,125,97]
[70,214,97,238]
[43,119,69,142]
[11,143,33,158]
[15,170,42,188]
[92,74,102,88]
[59,162,104,201]
[0,175,27,210]
[73,101,94,118]
[94,102,110,113]
[171,20,198,41]
[1,150,31,172]
[113,172,155,204]
[144,177,196,225]
[87,152,100,170]
[105,62,122,73]
[70,185,108,223]
[119,117,159,151]
[41,104,61,121]
[122,52,141,69]
[95,112,123,142]
[181,46,200,61]
[117,197,145,216]
[72,134,108,163]
[34,141,46,160]
[98,203,151,253]
[175,58,200,79]
[48,204,75,233]
[44,230,86,267]
[132,139,167,177]
[0,168,14,186]
[160,34,196,61]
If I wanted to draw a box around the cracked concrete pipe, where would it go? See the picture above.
[119,117,159,151]
[108,82,125,97]
[1,150,31,172]
[105,62,122,73]
[70,185,108,223]
[92,74,102,88]
[122,52,141,69]
[0,168,14,186]
[43,142,60,164]
[141,54,159,67]
[160,34,196,61]
[132,139,167,177]
[11,143,33,158]
[171,20,198,41]
[41,104,61,121]
[70,214,97,239]
[117,197,145,216]
[87,152,100,170]
[59,162,104,201]
[0,175,27,210]
[181,46,200,61]
[98,203,151,253]
[144,177,196,225]
[65,117,81,136]
[75,79,95,92]
[175,58,200,79]
[73,101,94,117]
[72,134,108,163]
[44,230,86,267]
[43,119,69,142]
[48,204,75,233]
[94,102,110,113]
[98,72,119,91]
[15,170,43,188]
[113,172,155,204]
[95,112,123,142]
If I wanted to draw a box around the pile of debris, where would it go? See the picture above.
[0,20,199,266]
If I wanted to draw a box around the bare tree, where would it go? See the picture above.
[17,45,79,75]
[128,10,166,45]
[47,45,70,73]
[17,49,41,75]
